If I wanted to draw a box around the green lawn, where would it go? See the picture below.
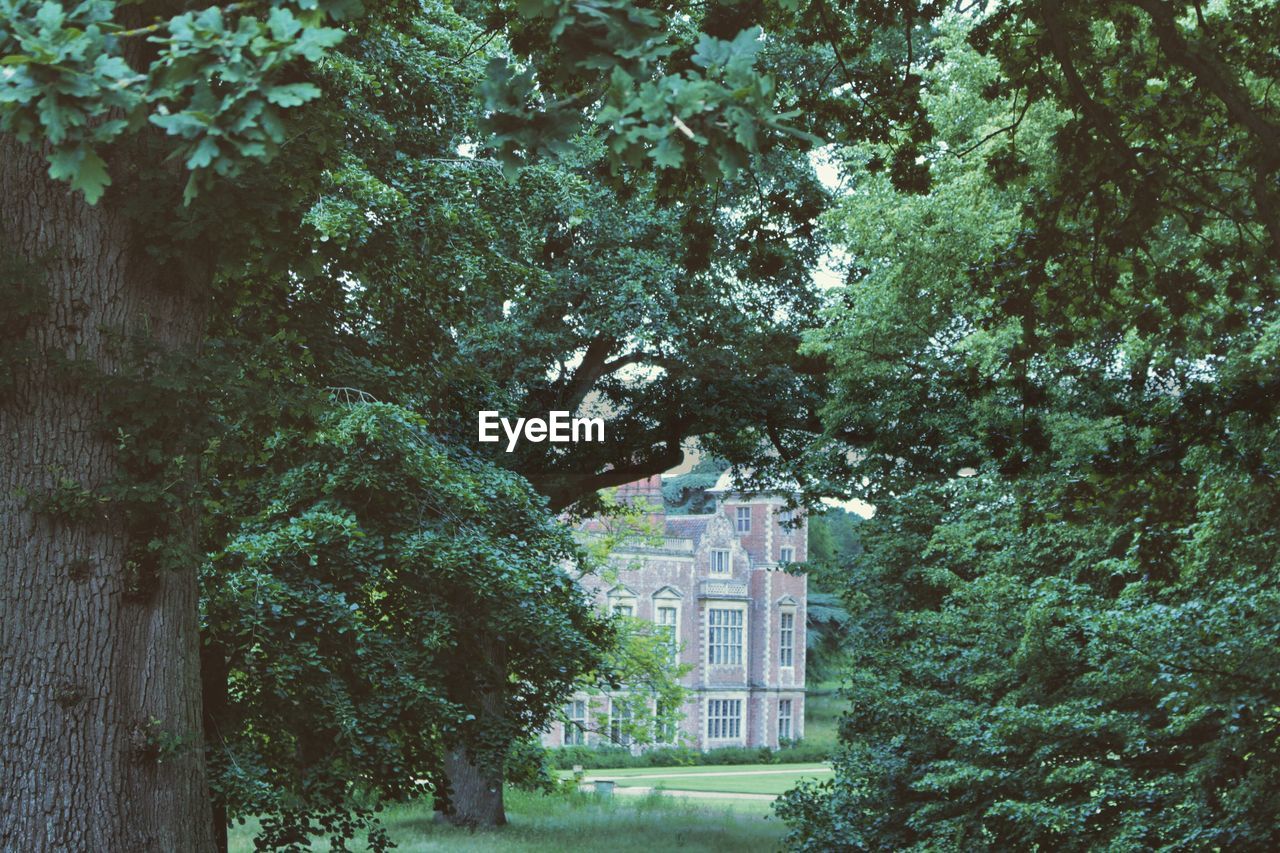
[228,788,786,852]
[568,761,829,779]
[612,768,832,797]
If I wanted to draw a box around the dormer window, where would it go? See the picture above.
[736,506,751,532]
[709,548,731,575]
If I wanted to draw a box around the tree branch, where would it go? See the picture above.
[1121,0,1280,149]
[1040,1,1140,171]
[533,421,693,512]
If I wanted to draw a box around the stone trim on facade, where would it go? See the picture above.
[541,473,807,752]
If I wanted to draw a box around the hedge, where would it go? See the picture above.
[546,740,830,770]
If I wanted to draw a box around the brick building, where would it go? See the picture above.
[542,471,806,751]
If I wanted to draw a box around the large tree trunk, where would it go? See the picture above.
[441,744,507,828]
[437,660,508,828]
[0,137,215,850]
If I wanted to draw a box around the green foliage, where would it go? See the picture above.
[0,1,352,202]
[505,740,557,794]
[572,613,691,749]
[780,7,1280,851]
[661,454,728,515]
[203,400,611,846]
[803,509,861,680]
[482,1,817,181]
[548,741,831,771]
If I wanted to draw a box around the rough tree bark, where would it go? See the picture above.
[437,648,508,828]
[441,741,508,828]
[0,136,215,850]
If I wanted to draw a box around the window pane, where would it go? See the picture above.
[565,700,586,745]
[657,606,678,662]
[610,701,633,746]
[780,611,794,668]
[656,699,677,743]
[707,608,743,665]
[706,699,742,740]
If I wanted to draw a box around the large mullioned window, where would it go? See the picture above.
[609,701,633,746]
[656,606,678,662]
[707,608,743,665]
[656,699,678,743]
[564,700,586,745]
[706,698,742,740]
[778,699,793,741]
[779,611,795,668]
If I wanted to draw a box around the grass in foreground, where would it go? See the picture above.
[228,787,786,852]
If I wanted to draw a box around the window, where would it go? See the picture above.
[706,699,742,740]
[656,606,678,662]
[608,586,636,616]
[707,608,744,665]
[564,700,586,746]
[656,699,678,743]
[779,546,794,564]
[779,611,795,668]
[609,701,633,746]
[778,508,796,525]
[736,506,751,532]
[709,548,731,575]
[778,699,793,742]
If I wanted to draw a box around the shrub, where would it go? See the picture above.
[506,739,556,793]
[546,740,829,770]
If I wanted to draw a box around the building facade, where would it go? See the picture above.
[542,472,806,751]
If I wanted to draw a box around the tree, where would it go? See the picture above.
[201,401,610,842]
[5,0,962,844]
[804,508,862,683]
[0,3,353,848]
[779,5,1280,849]
[191,0,833,836]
